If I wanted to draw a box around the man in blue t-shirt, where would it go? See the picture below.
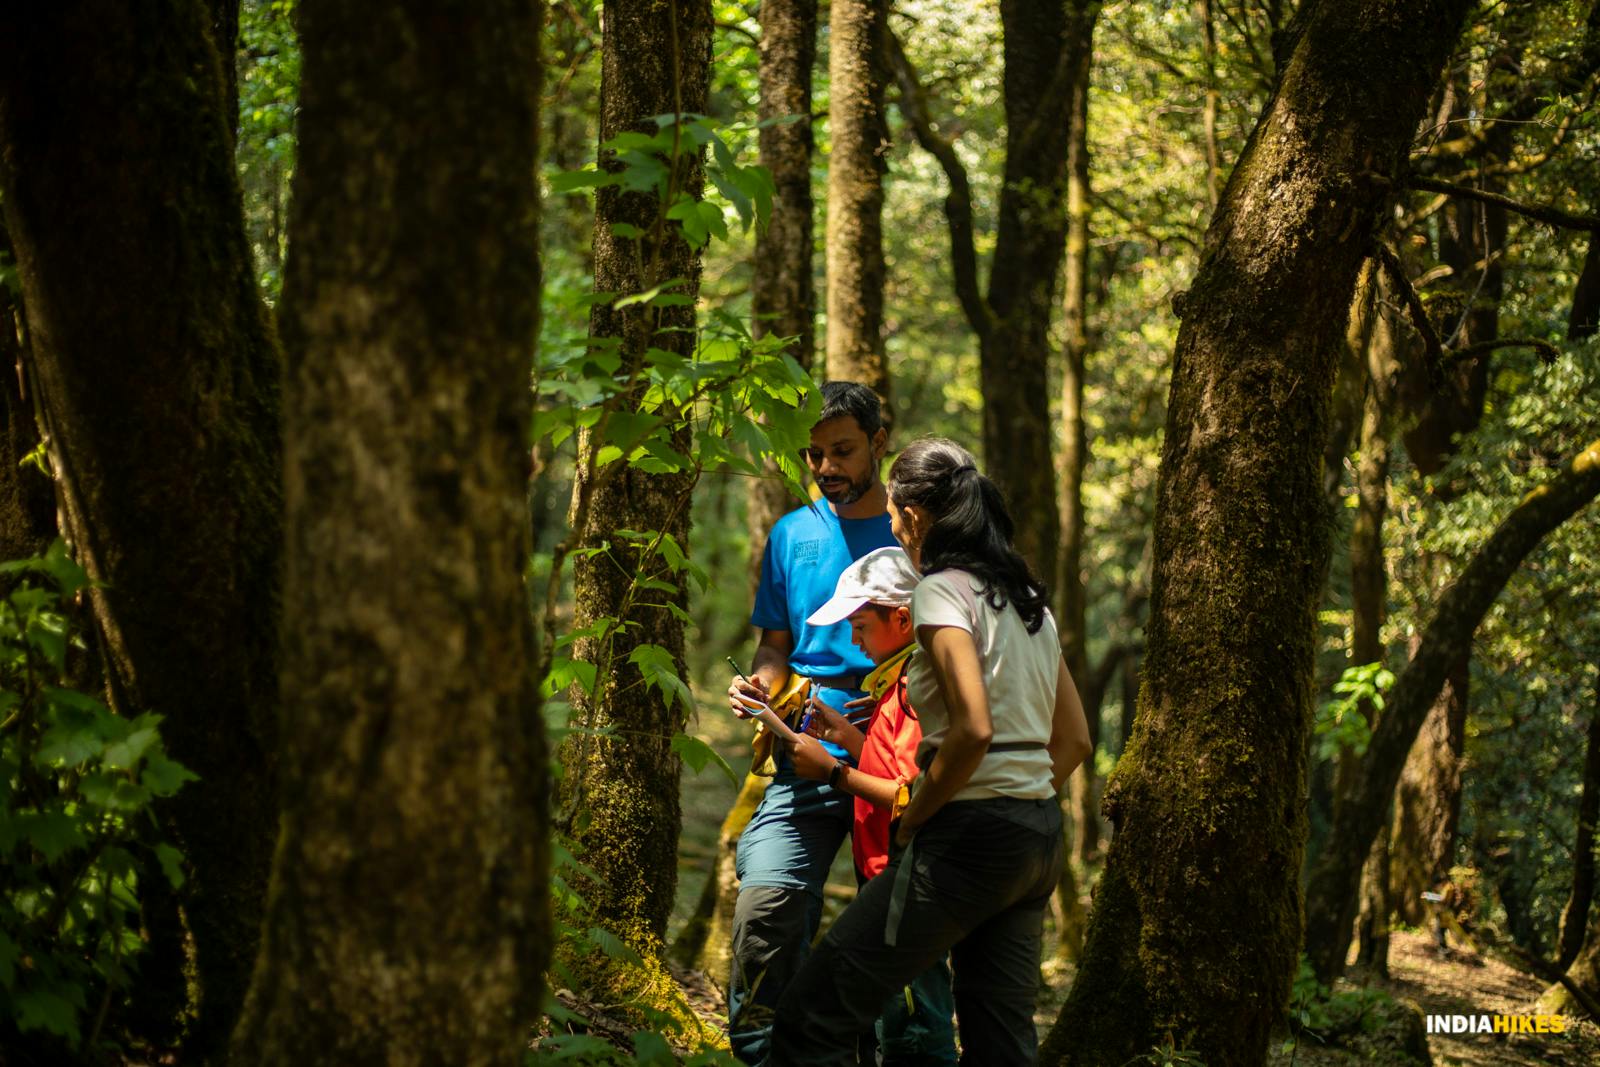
[724,382,897,1063]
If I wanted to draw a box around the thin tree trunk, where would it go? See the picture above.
[228,2,546,1061]
[1349,299,1397,973]
[0,4,280,1056]
[684,0,819,981]
[1557,686,1600,970]
[0,226,55,563]
[557,0,715,959]
[1389,654,1467,923]
[1055,0,1100,887]
[1041,2,1474,1060]
[825,0,890,419]
[748,0,818,595]
[1305,435,1600,983]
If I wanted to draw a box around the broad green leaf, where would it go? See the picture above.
[17,808,85,863]
[155,843,186,888]
[671,732,738,787]
[142,752,199,797]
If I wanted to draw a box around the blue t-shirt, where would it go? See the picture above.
[751,501,897,680]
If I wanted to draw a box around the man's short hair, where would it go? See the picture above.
[818,381,884,438]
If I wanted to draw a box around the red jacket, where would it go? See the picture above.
[853,649,922,880]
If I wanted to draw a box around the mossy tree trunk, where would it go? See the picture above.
[1057,1,1100,876]
[228,2,547,1062]
[0,225,55,563]
[1039,2,1473,1061]
[0,4,281,1057]
[824,0,891,420]
[556,0,714,959]
[1348,281,1399,973]
[747,0,818,594]
[1556,685,1600,970]
[1305,437,1600,984]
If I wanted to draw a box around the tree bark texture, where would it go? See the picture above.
[747,0,818,597]
[0,3,280,1056]
[1386,117,1511,927]
[824,0,891,420]
[1056,2,1100,872]
[228,2,546,1062]
[557,0,714,956]
[1040,2,1472,1061]
[978,0,1095,589]
[0,228,55,564]
[1305,436,1600,983]
[1557,686,1600,971]
[1348,300,1397,969]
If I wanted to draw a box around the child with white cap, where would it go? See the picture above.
[786,547,956,1067]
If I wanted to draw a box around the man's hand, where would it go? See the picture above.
[727,673,770,720]
[787,733,838,783]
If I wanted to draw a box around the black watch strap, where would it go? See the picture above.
[828,761,843,789]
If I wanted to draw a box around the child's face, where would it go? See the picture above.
[848,604,913,664]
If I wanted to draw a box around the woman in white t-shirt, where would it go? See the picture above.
[769,438,1093,1066]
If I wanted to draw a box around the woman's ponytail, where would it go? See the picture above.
[888,438,1049,633]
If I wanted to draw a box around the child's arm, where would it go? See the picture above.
[785,735,900,808]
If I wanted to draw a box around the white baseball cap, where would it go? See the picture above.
[806,547,922,627]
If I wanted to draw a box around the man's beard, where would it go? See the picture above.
[818,469,874,506]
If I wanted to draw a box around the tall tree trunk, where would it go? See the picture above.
[228,2,547,1062]
[0,226,55,563]
[684,0,818,977]
[1350,291,1398,974]
[825,0,890,419]
[747,0,818,595]
[1040,2,1473,1061]
[556,0,714,959]
[1058,2,1100,876]
[1557,686,1600,970]
[1198,0,1221,210]
[1305,435,1600,983]
[0,3,280,1056]
[1389,107,1512,929]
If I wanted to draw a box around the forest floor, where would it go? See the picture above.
[669,692,1600,1065]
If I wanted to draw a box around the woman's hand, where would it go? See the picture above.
[787,733,838,783]
[804,696,865,759]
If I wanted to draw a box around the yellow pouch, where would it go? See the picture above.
[750,672,812,777]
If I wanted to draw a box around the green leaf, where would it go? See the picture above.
[542,657,598,698]
[671,732,738,787]
[548,168,620,194]
[586,925,643,966]
[632,1030,676,1066]
[142,752,198,797]
[540,1033,620,1061]
[628,644,694,712]
[14,986,83,1040]
[104,717,161,770]
[666,194,709,248]
[155,843,186,888]
[17,808,85,863]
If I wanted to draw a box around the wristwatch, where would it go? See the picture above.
[828,761,844,789]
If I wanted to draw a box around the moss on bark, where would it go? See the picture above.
[556,0,715,959]
[0,3,280,1056]
[227,1,548,1063]
[1040,2,1474,1063]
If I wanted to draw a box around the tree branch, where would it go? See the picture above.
[884,28,990,339]
[1438,336,1562,371]
[1411,174,1600,232]
[1374,243,1444,384]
